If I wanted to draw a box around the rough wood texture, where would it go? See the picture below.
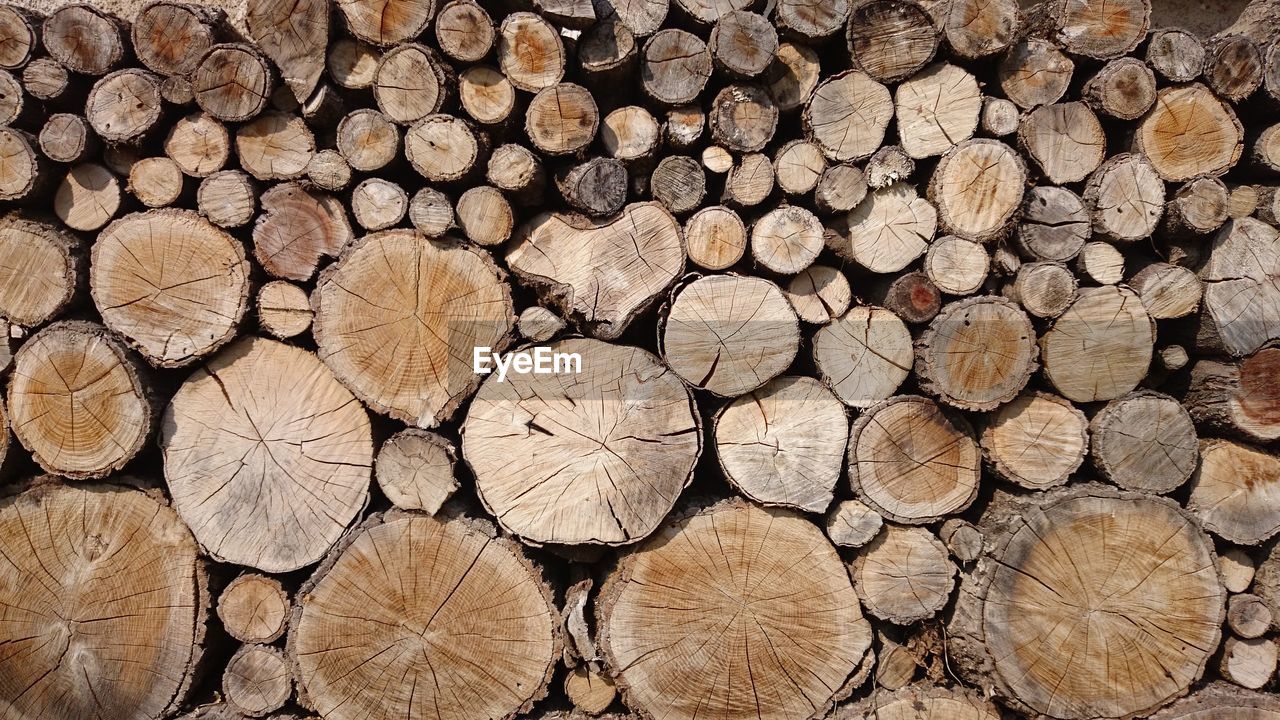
[982,391,1087,490]
[1188,438,1280,545]
[916,297,1037,411]
[0,214,81,328]
[1041,285,1154,402]
[223,644,291,717]
[218,573,289,644]
[1090,390,1198,494]
[1187,347,1280,442]
[375,428,457,514]
[1137,84,1243,182]
[813,305,912,408]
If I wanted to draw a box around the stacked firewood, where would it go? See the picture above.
[4,0,1280,718]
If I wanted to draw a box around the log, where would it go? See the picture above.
[165,112,230,177]
[235,112,315,181]
[350,177,408,231]
[852,524,956,623]
[940,518,985,562]
[0,5,36,70]
[7,322,152,478]
[1230,183,1260,218]
[516,306,566,342]
[869,271,941,324]
[435,0,495,62]
[22,58,70,103]
[54,162,119,231]
[1088,390,1198,494]
[714,375,846,512]
[598,499,872,720]
[865,145,915,189]
[133,2,219,77]
[455,184,513,244]
[1084,152,1164,243]
[42,4,123,75]
[1075,240,1125,284]
[849,395,980,523]
[721,151,774,207]
[1041,285,1154,402]
[825,499,883,548]
[327,37,380,89]
[1222,547,1257,594]
[775,0,848,38]
[1006,261,1077,318]
[1188,438,1280,545]
[0,213,81,328]
[773,140,826,196]
[601,106,660,162]
[981,391,1087,489]
[926,235,989,295]
[0,480,205,720]
[508,202,682,339]
[408,187,454,237]
[915,296,1038,411]
[579,19,637,85]
[1018,102,1106,184]
[1146,28,1205,82]
[193,44,273,122]
[930,139,1026,243]
[1204,34,1263,103]
[813,305,913,408]
[526,83,599,156]
[1163,176,1228,236]
[764,41,820,111]
[0,69,24,128]
[895,63,980,159]
[847,0,939,83]
[162,336,371,571]
[256,280,312,339]
[784,265,851,324]
[948,485,1223,720]
[684,205,745,270]
[498,12,565,92]
[1220,636,1278,690]
[1129,261,1202,318]
[1229,593,1273,639]
[315,231,513,427]
[594,0,668,35]
[198,170,256,228]
[805,70,892,162]
[218,573,289,644]
[831,182,936,273]
[640,29,710,106]
[813,163,867,214]
[1159,343,1190,371]
[375,428,457,514]
[834,686,1000,720]
[650,154,705,214]
[1151,683,1280,719]
[40,112,94,163]
[1047,0,1149,60]
[660,274,799,397]
[92,209,250,367]
[980,97,1019,137]
[405,114,481,182]
[1187,348,1280,442]
[1083,57,1156,120]
[337,108,400,172]
[708,10,776,78]
[945,0,1019,59]
[223,644,292,718]
[750,205,822,274]
[335,0,435,46]
[488,143,545,205]
[253,182,351,282]
[709,83,777,153]
[1198,218,1280,357]
[1136,84,1243,182]
[128,156,184,208]
[291,511,559,720]
[565,666,616,715]
[373,43,450,125]
[556,157,626,217]
[0,127,41,202]
[246,0,325,103]
[998,38,1073,109]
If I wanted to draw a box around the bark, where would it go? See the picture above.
[1186,347,1280,442]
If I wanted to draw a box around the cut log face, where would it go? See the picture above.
[55,163,121,232]
[1052,0,1149,59]
[776,0,847,38]
[999,39,1073,110]
[436,0,495,62]
[1084,153,1164,243]
[1152,683,1280,719]
[405,114,480,182]
[508,202,683,339]
[660,274,799,397]
[247,0,327,103]
[1188,348,1280,442]
[982,391,1087,490]
[834,181,937,273]
[0,6,36,70]
[1199,218,1280,357]
[254,183,352,282]
[684,205,745,270]
[709,83,777,152]
[1090,390,1198,494]
[22,59,70,102]
[337,109,400,172]
[834,686,1001,720]
[785,264,852,324]
[0,481,204,720]
[805,70,892,162]
[8,322,152,479]
[750,205,822,274]
[193,44,273,122]
[916,297,1038,411]
[1129,261,1201,319]
[498,12,566,91]
[825,499,883,548]
[162,337,372,572]
[709,10,777,77]
[1137,84,1243,182]
[236,113,316,181]
[945,0,1019,59]
[1040,285,1154,403]
[599,499,872,720]
[952,488,1223,720]
[86,69,163,143]
[198,171,256,228]
[1147,29,1205,83]
[375,428,458,515]
[813,305,913,408]
[853,524,956,623]
[336,0,436,46]
[895,63,981,159]
[91,210,251,368]
[926,235,988,295]
[223,644,292,718]
[257,280,313,339]
[1019,102,1106,184]
[166,113,230,178]
[464,338,698,546]
[641,29,711,105]
[218,573,290,644]
[313,230,514,427]
[849,395,980,523]
[1084,57,1156,120]
[291,512,559,720]
[43,4,123,75]
[0,214,81,328]
[1188,439,1280,545]
[847,0,938,83]
[764,41,820,111]
[930,139,1026,243]
[714,376,846,513]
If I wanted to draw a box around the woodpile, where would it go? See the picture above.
[7,0,1280,717]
